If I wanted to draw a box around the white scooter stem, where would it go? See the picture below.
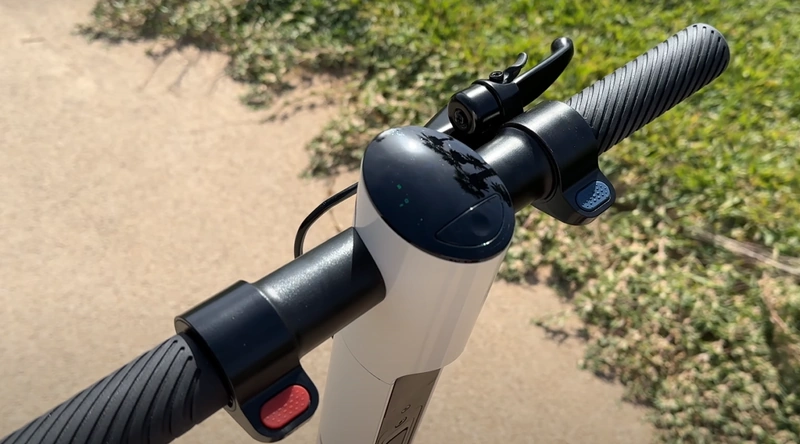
[317,127,516,444]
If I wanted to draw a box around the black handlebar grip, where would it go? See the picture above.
[565,23,730,155]
[1,333,228,444]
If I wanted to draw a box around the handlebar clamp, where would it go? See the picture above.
[505,100,616,225]
[175,282,319,442]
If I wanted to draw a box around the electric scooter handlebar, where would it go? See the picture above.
[1,23,730,444]
[1,229,386,444]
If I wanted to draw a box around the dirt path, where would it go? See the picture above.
[0,1,653,443]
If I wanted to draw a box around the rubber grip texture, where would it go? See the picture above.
[565,23,730,155]
[1,333,229,444]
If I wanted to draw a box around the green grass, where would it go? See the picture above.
[82,0,800,442]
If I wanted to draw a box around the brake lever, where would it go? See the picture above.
[511,37,574,105]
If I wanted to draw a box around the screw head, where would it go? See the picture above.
[452,108,470,131]
[489,71,504,82]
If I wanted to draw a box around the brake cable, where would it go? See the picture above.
[294,182,358,258]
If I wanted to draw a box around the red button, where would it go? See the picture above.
[260,385,311,429]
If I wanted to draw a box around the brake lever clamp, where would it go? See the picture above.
[447,54,527,136]
[446,37,575,140]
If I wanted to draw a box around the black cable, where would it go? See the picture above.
[294,182,358,258]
